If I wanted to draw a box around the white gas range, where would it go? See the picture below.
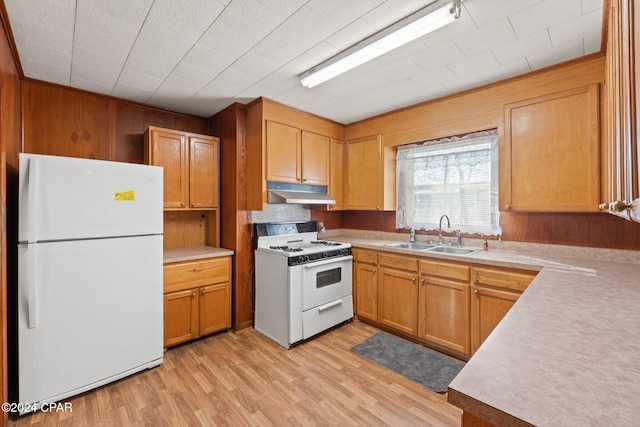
[253,221,353,349]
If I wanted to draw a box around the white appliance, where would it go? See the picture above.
[254,221,353,349]
[17,153,164,413]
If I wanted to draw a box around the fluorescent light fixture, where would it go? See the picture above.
[300,0,461,88]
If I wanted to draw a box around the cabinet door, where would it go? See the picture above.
[301,131,330,185]
[164,289,199,347]
[328,138,345,210]
[354,262,377,322]
[189,136,220,208]
[149,129,188,209]
[199,282,231,336]
[346,135,382,210]
[377,267,418,335]
[602,0,640,221]
[501,84,600,212]
[419,276,470,355]
[266,121,300,183]
[470,285,519,353]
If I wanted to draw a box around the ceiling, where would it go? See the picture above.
[5,0,604,124]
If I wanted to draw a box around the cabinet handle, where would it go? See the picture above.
[191,202,196,207]
[191,291,196,297]
[412,277,416,283]
[474,270,479,283]
[193,267,203,272]
[201,288,206,295]
[474,289,478,294]
[610,200,631,212]
[372,268,376,273]
[181,202,185,207]
[504,204,511,210]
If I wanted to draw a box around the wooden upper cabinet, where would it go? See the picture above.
[145,126,220,210]
[265,121,329,185]
[190,136,220,208]
[147,128,188,208]
[501,84,600,212]
[346,135,382,210]
[301,130,330,185]
[246,98,344,210]
[328,138,345,210]
[601,0,640,222]
[266,121,300,183]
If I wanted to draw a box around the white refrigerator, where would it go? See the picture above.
[17,153,164,412]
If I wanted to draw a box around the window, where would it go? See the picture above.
[396,129,500,235]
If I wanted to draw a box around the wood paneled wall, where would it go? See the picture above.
[0,4,24,427]
[209,103,254,330]
[22,80,209,163]
[311,210,640,250]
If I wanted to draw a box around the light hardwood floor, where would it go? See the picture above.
[12,321,462,426]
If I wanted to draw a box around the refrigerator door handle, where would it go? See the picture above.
[26,245,39,329]
[27,157,39,243]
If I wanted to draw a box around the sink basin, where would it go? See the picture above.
[425,246,480,256]
[385,242,434,250]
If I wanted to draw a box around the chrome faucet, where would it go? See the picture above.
[438,215,450,245]
[409,228,416,243]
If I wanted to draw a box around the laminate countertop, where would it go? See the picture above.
[322,230,640,427]
[163,246,234,264]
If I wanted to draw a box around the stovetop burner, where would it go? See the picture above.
[310,240,342,246]
[269,245,304,252]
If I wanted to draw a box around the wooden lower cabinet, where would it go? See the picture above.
[470,267,537,353]
[354,249,378,322]
[164,289,199,347]
[419,260,471,356]
[353,247,538,358]
[377,254,419,335]
[163,256,232,348]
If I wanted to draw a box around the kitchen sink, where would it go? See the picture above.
[425,246,480,256]
[385,242,434,250]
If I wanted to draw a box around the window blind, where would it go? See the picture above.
[396,129,500,235]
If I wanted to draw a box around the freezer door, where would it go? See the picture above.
[18,235,163,406]
[19,153,163,242]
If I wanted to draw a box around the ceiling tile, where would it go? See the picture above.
[481,58,531,83]
[412,66,457,87]
[548,8,602,47]
[420,7,479,48]
[454,18,517,58]
[463,0,542,27]
[492,30,551,64]
[526,39,584,70]
[447,51,501,79]
[509,0,583,38]
[411,41,467,72]
[442,73,488,93]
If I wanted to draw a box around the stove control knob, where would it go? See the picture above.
[322,252,328,258]
[339,248,349,256]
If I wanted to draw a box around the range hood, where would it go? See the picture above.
[267,181,336,205]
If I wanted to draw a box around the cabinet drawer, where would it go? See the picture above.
[472,268,536,293]
[420,259,470,282]
[378,253,418,272]
[164,257,231,293]
[354,249,377,265]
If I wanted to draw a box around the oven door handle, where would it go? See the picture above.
[302,256,352,269]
